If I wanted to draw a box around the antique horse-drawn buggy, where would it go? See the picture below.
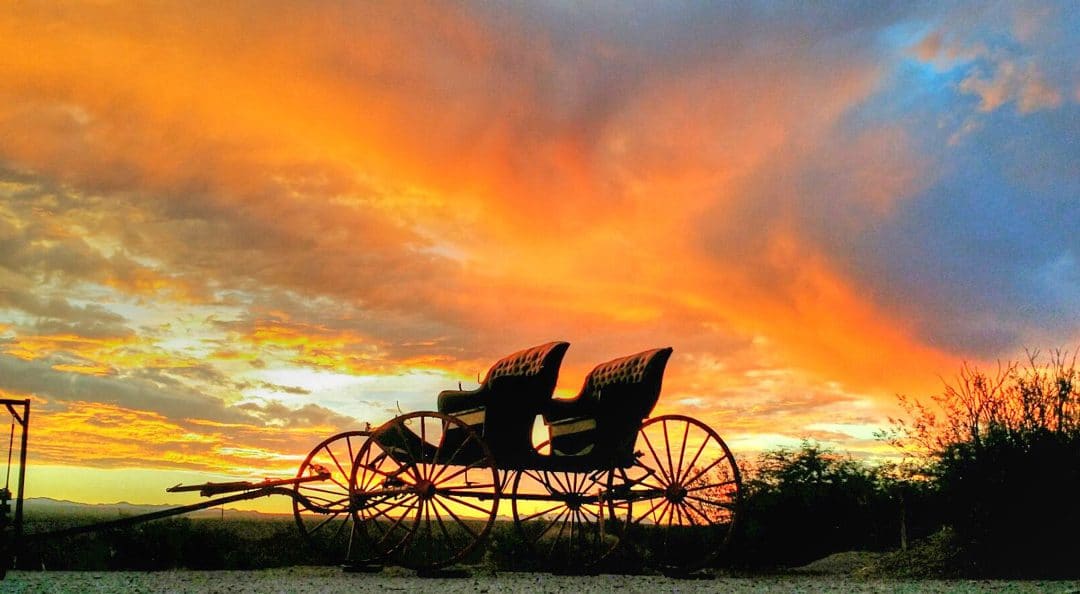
[1,342,740,576]
[292,342,742,572]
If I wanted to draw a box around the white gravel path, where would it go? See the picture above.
[4,566,1080,593]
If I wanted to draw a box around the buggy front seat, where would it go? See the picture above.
[437,341,570,467]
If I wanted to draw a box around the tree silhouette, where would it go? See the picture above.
[890,349,1080,577]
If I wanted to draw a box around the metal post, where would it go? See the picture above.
[14,400,28,556]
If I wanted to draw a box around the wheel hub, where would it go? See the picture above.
[415,479,437,500]
[665,483,688,503]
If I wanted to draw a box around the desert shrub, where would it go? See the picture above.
[17,515,307,571]
[891,349,1080,577]
[736,442,899,567]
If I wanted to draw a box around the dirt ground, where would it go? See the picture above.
[4,566,1080,594]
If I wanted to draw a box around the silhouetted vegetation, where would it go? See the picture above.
[733,442,912,568]
[722,349,1080,577]
[17,514,315,571]
[888,349,1080,577]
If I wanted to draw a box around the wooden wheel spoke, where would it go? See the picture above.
[429,432,476,483]
[532,507,569,545]
[521,468,545,485]
[438,483,496,492]
[419,418,430,480]
[547,471,571,494]
[300,493,340,506]
[316,472,349,492]
[441,493,496,516]
[364,494,418,524]
[346,435,357,469]
[672,501,685,527]
[520,503,565,523]
[395,424,422,469]
[679,434,709,485]
[674,420,691,480]
[422,500,434,565]
[399,495,426,554]
[310,495,351,509]
[378,497,420,544]
[431,497,480,539]
[686,479,736,493]
[683,453,727,487]
[681,502,702,526]
[430,423,446,477]
[301,484,349,497]
[662,419,677,486]
[686,494,736,510]
[681,498,719,526]
[632,495,667,524]
[577,504,600,521]
[430,499,455,545]
[324,444,349,483]
[329,513,352,541]
[358,456,410,483]
[309,510,341,534]
[431,459,484,486]
[640,430,674,484]
[546,510,572,556]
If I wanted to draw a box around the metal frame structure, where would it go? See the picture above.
[1,399,29,579]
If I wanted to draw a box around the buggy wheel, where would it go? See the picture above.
[622,415,741,573]
[350,411,500,570]
[511,468,629,571]
[293,430,375,565]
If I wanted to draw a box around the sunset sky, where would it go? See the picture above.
[1,2,1078,510]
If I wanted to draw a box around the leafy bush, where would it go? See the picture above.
[891,349,1080,577]
[735,442,901,567]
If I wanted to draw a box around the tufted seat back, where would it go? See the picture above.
[545,347,673,464]
[484,342,564,384]
[437,341,570,467]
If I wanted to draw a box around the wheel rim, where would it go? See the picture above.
[350,411,500,569]
[511,467,628,569]
[293,430,373,564]
[623,414,741,571]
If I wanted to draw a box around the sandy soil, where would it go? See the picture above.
[4,566,1080,593]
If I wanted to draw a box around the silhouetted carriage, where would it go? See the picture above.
[293,342,743,573]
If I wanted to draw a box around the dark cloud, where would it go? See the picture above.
[0,288,133,339]
[0,354,253,425]
[235,400,356,431]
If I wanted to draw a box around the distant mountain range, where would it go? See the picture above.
[20,497,287,519]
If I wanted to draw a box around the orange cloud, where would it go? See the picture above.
[30,400,339,478]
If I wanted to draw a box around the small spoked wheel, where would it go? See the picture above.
[621,414,741,573]
[511,468,629,571]
[293,430,374,565]
[349,411,500,570]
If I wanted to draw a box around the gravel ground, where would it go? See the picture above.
[4,567,1080,594]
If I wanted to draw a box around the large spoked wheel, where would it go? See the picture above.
[511,468,629,571]
[293,430,374,565]
[621,414,741,573]
[349,411,500,570]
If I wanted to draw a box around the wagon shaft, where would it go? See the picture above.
[167,470,332,497]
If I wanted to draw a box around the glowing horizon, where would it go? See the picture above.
[1,2,1078,511]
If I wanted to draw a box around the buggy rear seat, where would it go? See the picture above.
[544,347,673,466]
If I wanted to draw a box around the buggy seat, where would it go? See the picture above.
[436,341,570,466]
[544,347,673,467]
